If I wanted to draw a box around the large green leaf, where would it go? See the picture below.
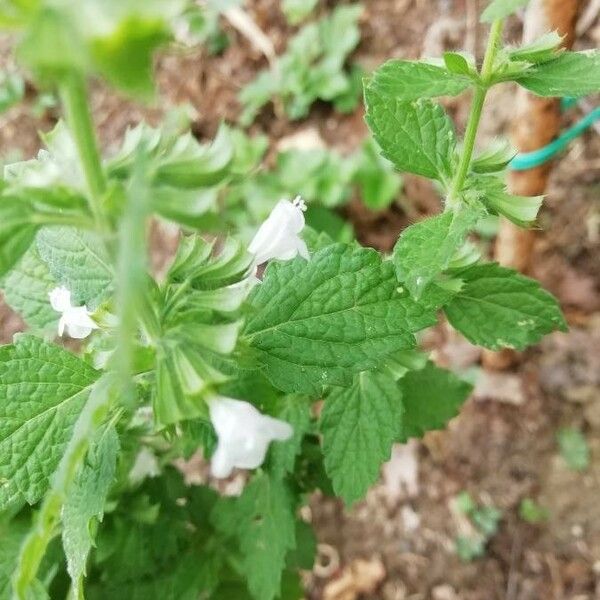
[244,244,438,394]
[0,336,99,510]
[398,362,472,441]
[516,51,600,97]
[444,263,567,350]
[2,244,57,330]
[36,226,112,307]
[364,89,456,181]
[394,209,480,299]
[368,60,472,101]
[320,371,403,504]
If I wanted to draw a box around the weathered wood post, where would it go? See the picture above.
[484,0,579,370]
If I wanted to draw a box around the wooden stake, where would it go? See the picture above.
[483,0,579,370]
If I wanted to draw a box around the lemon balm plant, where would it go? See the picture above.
[0,0,596,598]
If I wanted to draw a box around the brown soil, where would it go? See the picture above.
[1,2,600,599]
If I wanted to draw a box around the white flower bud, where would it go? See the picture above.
[208,396,293,478]
[248,196,310,265]
[49,286,98,339]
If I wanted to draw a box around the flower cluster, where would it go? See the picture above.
[46,197,307,477]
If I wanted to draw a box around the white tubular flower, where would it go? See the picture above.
[208,396,293,478]
[248,196,310,265]
[49,286,98,339]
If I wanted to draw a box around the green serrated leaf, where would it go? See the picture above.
[36,226,112,307]
[365,90,456,181]
[367,59,472,101]
[1,243,57,330]
[245,244,438,394]
[398,362,472,441]
[0,336,100,510]
[444,263,567,351]
[212,472,296,600]
[481,0,529,23]
[443,52,473,76]
[321,371,403,504]
[62,425,119,586]
[515,51,600,97]
[394,209,480,299]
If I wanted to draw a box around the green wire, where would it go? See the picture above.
[510,98,600,171]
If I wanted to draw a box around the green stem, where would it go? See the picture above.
[59,73,109,235]
[448,19,504,205]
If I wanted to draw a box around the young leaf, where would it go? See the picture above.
[62,425,119,586]
[212,472,296,600]
[320,371,403,504]
[444,263,567,351]
[393,209,480,299]
[557,427,589,471]
[154,125,234,189]
[398,362,472,441]
[515,51,600,97]
[0,335,99,510]
[481,0,530,23]
[443,52,473,76]
[364,91,456,181]
[239,5,362,124]
[471,139,516,174]
[508,32,563,65]
[37,226,112,307]
[367,60,473,101]
[244,244,438,394]
[467,174,542,227]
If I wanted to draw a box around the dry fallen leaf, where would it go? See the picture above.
[323,558,386,600]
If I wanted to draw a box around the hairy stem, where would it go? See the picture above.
[60,73,109,235]
[448,19,504,205]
